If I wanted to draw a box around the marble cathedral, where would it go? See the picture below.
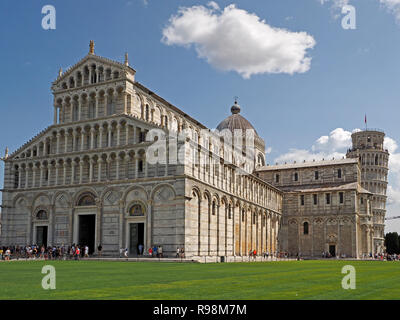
[0,42,388,259]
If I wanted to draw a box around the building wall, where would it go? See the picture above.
[257,160,373,258]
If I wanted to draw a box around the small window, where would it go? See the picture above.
[315,171,319,180]
[303,222,309,235]
[294,172,298,181]
[361,197,364,205]
[300,195,305,206]
[339,192,344,204]
[228,204,232,219]
[212,201,216,216]
[138,160,143,172]
[326,193,331,205]
[313,194,318,205]
[338,169,342,179]
[275,174,280,183]
[242,210,245,222]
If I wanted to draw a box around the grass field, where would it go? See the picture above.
[0,260,399,300]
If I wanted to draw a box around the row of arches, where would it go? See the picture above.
[60,63,121,90]
[11,149,163,189]
[17,118,150,160]
[189,186,281,257]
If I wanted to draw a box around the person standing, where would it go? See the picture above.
[176,247,180,258]
[148,247,153,257]
[75,246,80,260]
[84,245,89,258]
[153,245,158,257]
[97,244,102,257]
[124,248,128,258]
[138,243,143,256]
[5,248,11,261]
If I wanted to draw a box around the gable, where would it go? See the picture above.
[52,54,136,92]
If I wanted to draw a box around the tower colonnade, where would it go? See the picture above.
[346,129,389,253]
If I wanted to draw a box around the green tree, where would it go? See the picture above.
[385,232,400,254]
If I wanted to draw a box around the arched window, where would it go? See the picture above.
[89,100,95,119]
[129,204,144,216]
[228,204,232,219]
[303,222,309,235]
[257,154,265,167]
[145,105,150,121]
[36,210,48,220]
[14,166,19,188]
[212,201,216,215]
[107,96,114,115]
[77,193,96,206]
[73,102,79,121]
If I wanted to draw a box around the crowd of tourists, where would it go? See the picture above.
[0,244,95,261]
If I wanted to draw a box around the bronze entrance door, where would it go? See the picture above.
[36,226,48,247]
[129,223,144,256]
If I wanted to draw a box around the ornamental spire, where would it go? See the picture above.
[124,52,129,66]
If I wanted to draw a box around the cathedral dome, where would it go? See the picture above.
[216,101,259,137]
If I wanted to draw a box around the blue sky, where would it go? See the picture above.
[1,0,400,231]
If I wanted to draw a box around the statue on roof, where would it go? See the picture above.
[89,40,95,54]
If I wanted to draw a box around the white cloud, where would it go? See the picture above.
[312,127,353,153]
[380,0,400,21]
[275,128,353,164]
[162,4,316,78]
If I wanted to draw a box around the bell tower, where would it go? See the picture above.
[346,129,389,254]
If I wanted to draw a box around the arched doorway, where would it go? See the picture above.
[75,193,96,254]
[34,210,49,247]
[127,203,146,256]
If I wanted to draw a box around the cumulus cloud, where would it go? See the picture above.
[162,4,316,78]
[274,128,353,164]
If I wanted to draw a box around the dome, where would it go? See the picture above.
[216,101,259,137]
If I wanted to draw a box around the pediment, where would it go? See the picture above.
[52,54,136,91]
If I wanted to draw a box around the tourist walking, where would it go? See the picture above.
[84,245,89,258]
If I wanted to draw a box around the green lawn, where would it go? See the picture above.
[0,260,399,300]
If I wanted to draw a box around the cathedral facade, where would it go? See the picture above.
[0,43,282,260]
[0,43,388,259]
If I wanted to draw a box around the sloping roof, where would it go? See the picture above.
[282,182,372,194]
[257,158,358,171]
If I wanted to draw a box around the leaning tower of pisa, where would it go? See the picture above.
[346,129,389,254]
